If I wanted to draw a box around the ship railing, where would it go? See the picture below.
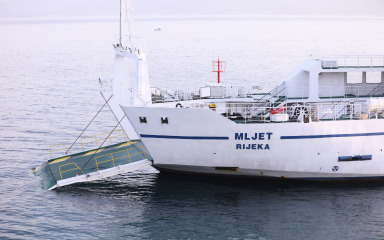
[151,86,265,103]
[215,101,372,123]
[312,102,365,121]
[49,143,71,158]
[94,146,146,171]
[56,145,147,182]
[319,84,384,98]
[80,129,128,150]
[315,55,384,69]
[114,34,147,54]
[282,84,384,100]
[216,102,290,123]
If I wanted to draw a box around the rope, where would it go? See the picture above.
[65,95,113,155]
[77,115,126,175]
[100,92,126,136]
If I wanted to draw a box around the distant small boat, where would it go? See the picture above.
[154,28,161,31]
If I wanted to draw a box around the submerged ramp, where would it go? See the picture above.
[34,141,152,190]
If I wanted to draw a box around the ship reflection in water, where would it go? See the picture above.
[55,170,384,239]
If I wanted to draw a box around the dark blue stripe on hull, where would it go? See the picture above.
[281,132,384,140]
[140,134,229,140]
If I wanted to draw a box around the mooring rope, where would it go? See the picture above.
[100,92,127,138]
[77,115,125,175]
[65,95,113,155]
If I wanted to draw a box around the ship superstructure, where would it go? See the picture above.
[122,56,384,179]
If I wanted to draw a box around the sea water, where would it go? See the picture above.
[1,16,384,239]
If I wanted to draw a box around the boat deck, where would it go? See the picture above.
[34,141,152,190]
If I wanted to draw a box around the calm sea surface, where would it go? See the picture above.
[1,16,384,239]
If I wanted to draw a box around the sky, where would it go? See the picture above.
[0,0,383,18]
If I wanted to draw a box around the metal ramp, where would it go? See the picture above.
[34,141,152,190]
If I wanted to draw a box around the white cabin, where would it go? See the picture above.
[275,56,384,101]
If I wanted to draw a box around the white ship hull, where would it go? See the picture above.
[97,4,384,181]
[122,106,384,179]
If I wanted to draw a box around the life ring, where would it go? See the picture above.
[271,106,286,114]
[176,103,183,108]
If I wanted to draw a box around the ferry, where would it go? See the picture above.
[119,55,384,179]
[100,1,384,180]
[34,1,384,190]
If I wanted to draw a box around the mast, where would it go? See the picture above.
[212,57,226,84]
[119,0,122,45]
[119,0,133,46]
[101,0,151,140]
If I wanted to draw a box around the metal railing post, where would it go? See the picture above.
[358,56,360,68]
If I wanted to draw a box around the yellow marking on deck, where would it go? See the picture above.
[59,163,84,179]
[117,142,133,148]
[50,156,71,165]
[83,149,103,156]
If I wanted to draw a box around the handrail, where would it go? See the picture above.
[215,101,367,123]
[315,55,384,69]
[95,146,146,171]
[56,145,147,181]
[321,100,343,118]
[49,143,71,158]
[81,129,128,150]
[318,84,384,99]
[369,84,384,96]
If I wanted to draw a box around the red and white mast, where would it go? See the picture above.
[212,57,226,83]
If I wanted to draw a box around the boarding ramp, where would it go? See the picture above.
[34,140,152,190]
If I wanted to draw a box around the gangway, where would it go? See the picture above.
[34,141,151,190]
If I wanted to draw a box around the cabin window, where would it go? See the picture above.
[366,72,382,83]
[318,72,345,98]
[347,72,363,84]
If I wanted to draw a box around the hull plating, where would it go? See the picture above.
[122,106,384,179]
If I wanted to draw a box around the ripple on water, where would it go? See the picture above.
[2,17,384,239]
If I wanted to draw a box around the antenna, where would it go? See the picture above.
[212,57,226,83]
[119,0,134,46]
[119,0,122,45]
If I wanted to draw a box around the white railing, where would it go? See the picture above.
[150,83,384,103]
[114,34,147,54]
[314,102,364,121]
[319,84,384,98]
[213,102,370,123]
[316,55,384,69]
[150,86,260,103]
[277,84,384,100]
[81,129,128,150]
[151,88,196,103]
